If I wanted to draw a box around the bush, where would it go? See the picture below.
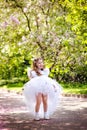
[0,76,28,86]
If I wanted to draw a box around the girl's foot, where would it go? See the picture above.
[34,113,40,121]
[44,112,50,120]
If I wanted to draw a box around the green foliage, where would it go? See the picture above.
[0,0,87,83]
[0,77,28,86]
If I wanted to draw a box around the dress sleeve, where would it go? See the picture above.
[27,68,32,79]
[44,68,50,76]
[27,68,37,79]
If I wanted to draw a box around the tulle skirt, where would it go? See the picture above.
[23,75,62,117]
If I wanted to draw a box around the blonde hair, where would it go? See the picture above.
[32,58,45,76]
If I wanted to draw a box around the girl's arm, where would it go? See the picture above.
[27,68,37,79]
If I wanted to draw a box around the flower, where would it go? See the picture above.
[2,21,8,28]
[11,16,20,25]
[23,7,28,13]
[22,36,26,41]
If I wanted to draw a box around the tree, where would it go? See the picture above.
[0,0,87,82]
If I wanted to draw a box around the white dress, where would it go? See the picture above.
[23,68,62,118]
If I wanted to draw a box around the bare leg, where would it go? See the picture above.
[42,94,49,119]
[35,93,42,112]
[42,94,48,112]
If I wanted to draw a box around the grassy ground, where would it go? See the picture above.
[0,81,87,95]
[0,82,23,93]
[61,82,87,94]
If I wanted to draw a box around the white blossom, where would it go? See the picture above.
[10,16,20,25]
[23,7,28,13]
[2,21,8,28]
[22,36,26,41]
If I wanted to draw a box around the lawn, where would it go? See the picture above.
[61,82,87,94]
[0,81,87,95]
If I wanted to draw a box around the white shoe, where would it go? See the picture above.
[44,112,50,120]
[34,113,40,121]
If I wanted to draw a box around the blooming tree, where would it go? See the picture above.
[0,0,87,82]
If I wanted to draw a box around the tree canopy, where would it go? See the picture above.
[0,0,87,82]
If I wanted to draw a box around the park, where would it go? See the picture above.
[0,0,87,130]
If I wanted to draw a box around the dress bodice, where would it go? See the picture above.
[27,68,49,79]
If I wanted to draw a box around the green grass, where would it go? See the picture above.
[1,82,23,92]
[61,82,87,94]
[0,81,87,95]
[63,88,87,94]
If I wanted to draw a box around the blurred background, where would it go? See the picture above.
[0,0,87,94]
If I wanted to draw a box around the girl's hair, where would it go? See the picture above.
[32,58,45,76]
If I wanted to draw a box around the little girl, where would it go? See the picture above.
[23,58,62,120]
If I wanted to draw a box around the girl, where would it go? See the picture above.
[23,58,62,120]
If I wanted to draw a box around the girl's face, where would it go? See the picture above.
[36,59,44,69]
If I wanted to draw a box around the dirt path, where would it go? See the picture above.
[0,88,87,130]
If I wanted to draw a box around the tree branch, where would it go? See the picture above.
[13,0,31,31]
[50,45,62,71]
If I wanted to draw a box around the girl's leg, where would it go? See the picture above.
[35,93,42,112]
[42,94,48,112]
[42,94,49,119]
[35,93,42,120]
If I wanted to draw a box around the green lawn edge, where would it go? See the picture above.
[0,81,87,95]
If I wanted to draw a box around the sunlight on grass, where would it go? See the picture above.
[0,81,87,94]
[61,82,87,94]
[2,82,23,92]
[64,88,87,94]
